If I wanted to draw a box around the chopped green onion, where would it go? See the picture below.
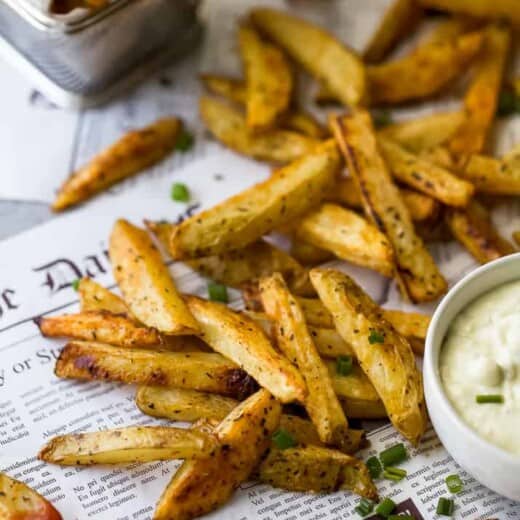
[476,394,504,404]
[388,516,415,520]
[171,182,190,202]
[336,355,353,376]
[436,497,454,516]
[71,279,80,291]
[208,283,228,303]
[354,498,374,517]
[366,456,382,479]
[368,330,385,344]
[272,429,296,450]
[175,130,194,151]
[373,110,393,128]
[375,497,396,517]
[445,474,463,493]
[380,443,408,468]
[383,467,407,481]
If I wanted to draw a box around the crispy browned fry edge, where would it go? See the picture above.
[311,268,427,444]
[55,342,258,399]
[52,117,181,211]
[78,277,130,315]
[331,111,447,302]
[153,390,281,520]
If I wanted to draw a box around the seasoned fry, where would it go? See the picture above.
[250,8,367,107]
[445,201,515,264]
[290,238,334,265]
[295,203,395,276]
[311,268,427,444]
[297,296,334,328]
[379,137,474,206]
[35,311,162,348]
[153,389,281,520]
[52,117,181,211]
[110,219,199,335]
[170,139,341,259]
[185,296,306,403]
[381,309,430,343]
[418,145,456,169]
[200,96,319,163]
[331,110,447,302]
[200,74,246,103]
[284,111,328,139]
[78,277,131,316]
[39,426,217,465]
[367,31,483,104]
[239,26,292,131]
[448,23,511,157]
[55,342,258,399]
[0,472,62,520]
[260,273,349,447]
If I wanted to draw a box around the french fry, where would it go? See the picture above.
[200,96,319,163]
[250,8,367,107]
[367,31,483,104]
[52,117,181,211]
[448,23,511,157]
[200,74,246,103]
[296,296,334,328]
[153,389,281,520]
[283,111,328,139]
[378,137,474,206]
[170,139,341,259]
[311,268,427,444]
[424,16,482,44]
[110,219,199,335]
[445,201,515,264]
[239,26,292,131]
[290,238,334,265]
[185,296,306,403]
[295,203,395,276]
[39,426,217,465]
[331,110,447,302]
[381,309,430,344]
[417,145,456,170]
[78,277,131,316]
[0,472,63,520]
[55,342,258,399]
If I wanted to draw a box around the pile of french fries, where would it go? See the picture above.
[5,1,520,519]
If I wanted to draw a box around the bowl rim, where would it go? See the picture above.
[425,251,520,464]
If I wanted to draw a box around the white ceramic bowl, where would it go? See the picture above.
[424,252,520,501]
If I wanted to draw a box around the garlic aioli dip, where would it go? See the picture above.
[440,280,520,455]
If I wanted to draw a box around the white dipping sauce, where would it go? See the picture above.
[440,280,520,455]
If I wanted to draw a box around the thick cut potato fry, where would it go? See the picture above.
[200,96,319,163]
[331,111,447,302]
[260,273,349,447]
[170,139,340,259]
[449,23,511,157]
[110,219,199,335]
[35,311,162,348]
[290,238,334,265]
[368,31,483,105]
[239,26,292,131]
[311,268,427,444]
[52,117,181,211]
[0,472,62,520]
[379,137,474,206]
[295,203,395,276]
[55,342,258,399]
[153,389,281,520]
[39,426,217,465]
[445,201,515,264]
[417,146,456,170]
[78,277,131,316]
[200,74,246,103]
[381,309,430,343]
[284,111,328,139]
[250,8,366,107]
[296,296,334,328]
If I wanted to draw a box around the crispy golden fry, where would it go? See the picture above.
[250,8,367,107]
[290,238,334,265]
[363,0,422,63]
[52,117,181,211]
[368,31,483,105]
[200,96,319,163]
[417,146,456,170]
[0,472,63,520]
[311,268,427,444]
[445,201,515,264]
[424,16,482,44]
[200,74,247,104]
[39,426,217,465]
[341,396,388,419]
[513,230,520,247]
[331,111,447,302]
[296,296,334,328]
[78,277,131,316]
[35,311,162,348]
[153,389,281,520]
[170,139,340,259]
[381,309,430,343]
[379,137,474,206]
[284,111,328,139]
[295,203,395,276]
[185,295,306,403]
[110,219,199,335]
[55,342,258,399]
[449,23,511,157]
[260,273,349,447]
[239,26,292,131]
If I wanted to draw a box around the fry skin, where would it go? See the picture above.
[52,117,181,211]
[78,277,131,316]
[110,219,199,335]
